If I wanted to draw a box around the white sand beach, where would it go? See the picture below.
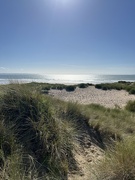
[49,86,135,108]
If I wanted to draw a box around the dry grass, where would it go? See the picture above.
[94,137,135,180]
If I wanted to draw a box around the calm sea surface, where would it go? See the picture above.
[0,73,135,84]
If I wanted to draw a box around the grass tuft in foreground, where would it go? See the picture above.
[94,137,135,180]
[0,84,79,179]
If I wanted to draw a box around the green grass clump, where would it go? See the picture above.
[0,120,27,179]
[0,84,79,179]
[95,83,124,91]
[129,88,135,94]
[0,121,11,170]
[94,138,135,180]
[95,84,102,89]
[125,100,135,112]
[56,84,66,90]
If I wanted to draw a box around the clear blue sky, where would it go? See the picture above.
[0,0,135,74]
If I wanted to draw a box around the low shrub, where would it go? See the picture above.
[57,85,65,90]
[129,88,135,95]
[65,85,76,92]
[78,83,88,88]
[114,86,122,90]
[95,84,102,89]
[118,81,128,84]
[42,86,50,90]
[102,86,108,90]
[87,83,93,86]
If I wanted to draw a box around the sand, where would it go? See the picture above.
[49,86,135,108]
[68,136,104,180]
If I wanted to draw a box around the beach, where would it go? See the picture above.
[49,86,135,108]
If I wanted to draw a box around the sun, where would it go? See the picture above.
[55,0,72,6]
[53,0,78,9]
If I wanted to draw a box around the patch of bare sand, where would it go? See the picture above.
[49,86,135,108]
[68,135,104,180]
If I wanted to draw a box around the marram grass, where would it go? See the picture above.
[94,137,135,180]
[0,84,79,179]
[1,82,135,179]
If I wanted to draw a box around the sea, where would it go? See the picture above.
[0,73,135,85]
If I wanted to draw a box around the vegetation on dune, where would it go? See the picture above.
[0,82,135,179]
[0,84,79,179]
[95,81,135,94]
[125,100,135,112]
[65,85,76,92]
[26,82,93,93]
[94,138,135,180]
[79,103,135,179]
[27,82,77,93]
[82,103,135,140]
[26,81,135,95]
[78,83,89,88]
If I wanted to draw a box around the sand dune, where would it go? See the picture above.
[49,86,135,108]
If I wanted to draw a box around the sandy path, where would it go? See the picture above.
[49,86,135,108]
[68,141,104,180]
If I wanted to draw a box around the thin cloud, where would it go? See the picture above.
[0,67,6,70]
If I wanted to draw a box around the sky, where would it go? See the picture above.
[0,0,135,74]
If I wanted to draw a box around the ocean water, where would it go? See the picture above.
[0,73,135,85]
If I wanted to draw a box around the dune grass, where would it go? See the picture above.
[1,82,135,179]
[0,83,80,179]
[83,104,135,144]
[125,100,135,112]
[94,137,135,180]
[26,82,77,93]
[80,103,135,179]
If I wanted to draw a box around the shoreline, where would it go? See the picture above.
[1,74,135,85]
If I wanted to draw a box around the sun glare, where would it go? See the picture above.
[55,0,73,6]
[53,0,80,9]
